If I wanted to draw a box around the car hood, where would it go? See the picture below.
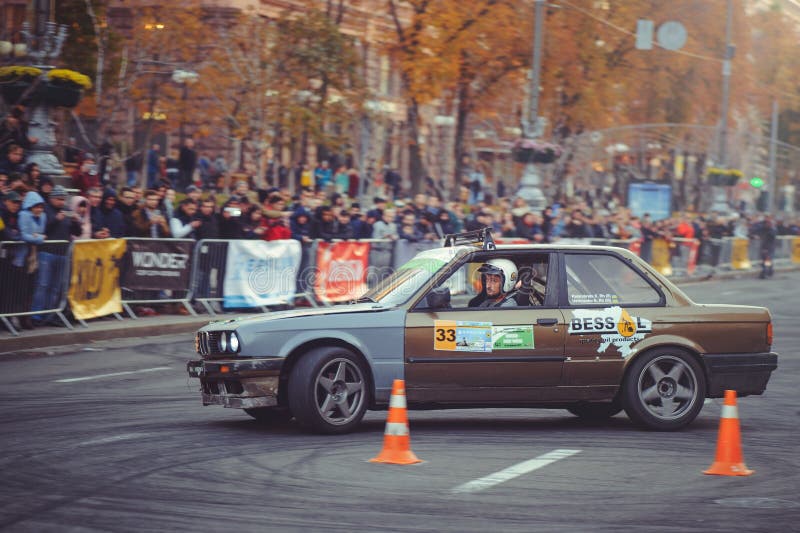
[200,302,389,331]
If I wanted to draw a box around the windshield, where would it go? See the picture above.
[360,247,468,307]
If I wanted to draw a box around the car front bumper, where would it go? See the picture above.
[703,352,778,397]
[187,357,285,409]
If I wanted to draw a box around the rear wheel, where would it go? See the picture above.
[567,401,622,420]
[622,348,706,431]
[288,346,369,434]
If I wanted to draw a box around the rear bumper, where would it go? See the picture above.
[703,352,778,397]
[187,357,284,409]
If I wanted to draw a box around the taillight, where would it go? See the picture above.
[767,322,773,347]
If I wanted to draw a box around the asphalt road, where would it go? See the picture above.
[1,273,799,532]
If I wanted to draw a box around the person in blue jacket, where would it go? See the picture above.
[14,191,46,328]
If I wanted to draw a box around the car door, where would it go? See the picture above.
[404,252,566,404]
[559,251,665,390]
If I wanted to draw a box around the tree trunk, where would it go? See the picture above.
[405,97,426,196]
[453,77,471,196]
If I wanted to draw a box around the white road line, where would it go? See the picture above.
[54,366,171,383]
[452,449,581,494]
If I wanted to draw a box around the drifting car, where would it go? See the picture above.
[187,229,777,433]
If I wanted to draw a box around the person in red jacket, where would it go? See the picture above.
[261,193,291,241]
[71,153,100,194]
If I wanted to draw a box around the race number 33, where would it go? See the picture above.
[434,320,457,350]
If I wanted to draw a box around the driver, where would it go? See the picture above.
[470,258,518,307]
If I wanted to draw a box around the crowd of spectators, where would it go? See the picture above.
[0,125,795,329]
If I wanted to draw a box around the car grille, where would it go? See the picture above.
[196,331,223,356]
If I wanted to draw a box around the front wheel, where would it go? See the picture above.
[622,348,706,431]
[288,346,369,434]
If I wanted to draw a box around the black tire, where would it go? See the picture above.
[288,346,369,434]
[244,407,293,424]
[622,348,706,431]
[567,401,622,420]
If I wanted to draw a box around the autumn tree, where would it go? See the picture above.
[199,7,364,182]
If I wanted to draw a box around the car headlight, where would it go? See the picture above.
[220,332,228,352]
[229,331,240,353]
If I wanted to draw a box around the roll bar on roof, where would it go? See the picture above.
[443,228,496,250]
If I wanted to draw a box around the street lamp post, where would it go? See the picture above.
[516,0,548,211]
[171,69,198,145]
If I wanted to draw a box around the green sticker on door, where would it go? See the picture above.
[491,325,535,350]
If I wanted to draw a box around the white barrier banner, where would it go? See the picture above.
[223,239,301,308]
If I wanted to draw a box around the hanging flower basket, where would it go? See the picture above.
[511,138,563,164]
[705,167,743,186]
[0,79,84,108]
[0,66,89,108]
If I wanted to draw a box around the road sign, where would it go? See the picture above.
[657,21,687,51]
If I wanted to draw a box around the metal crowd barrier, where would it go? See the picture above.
[0,240,73,336]
[189,239,230,316]
[120,238,197,319]
[3,231,800,336]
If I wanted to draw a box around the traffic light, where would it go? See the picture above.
[750,176,764,188]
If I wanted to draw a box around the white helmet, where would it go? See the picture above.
[478,258,518,293]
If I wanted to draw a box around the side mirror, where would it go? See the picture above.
[426,286,451,309]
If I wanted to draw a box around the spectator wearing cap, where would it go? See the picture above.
[0,189,23,320]
[185,184,202,206]
[71,153,100,194]
[43,186,81,241]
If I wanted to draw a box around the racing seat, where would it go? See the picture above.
[516,266,545,306]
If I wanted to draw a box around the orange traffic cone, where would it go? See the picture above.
[704,390,753,476]
[370,379,421,465]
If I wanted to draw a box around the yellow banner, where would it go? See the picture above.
[68,239,127,320]
[730,237,751,270]
[650,238,673,276]
[792,237,800,264]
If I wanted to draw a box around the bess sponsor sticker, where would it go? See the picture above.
[568,306,652,358]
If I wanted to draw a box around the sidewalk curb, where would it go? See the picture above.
[0,316,214,355]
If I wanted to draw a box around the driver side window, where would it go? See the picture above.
[416,253,551,310]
